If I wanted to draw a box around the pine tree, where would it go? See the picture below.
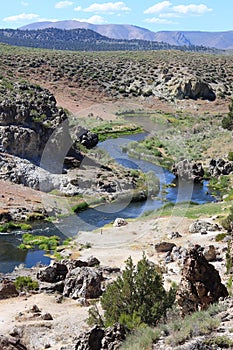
[100,254,176,328]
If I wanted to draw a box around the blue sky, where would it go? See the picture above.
[0,1,232,32]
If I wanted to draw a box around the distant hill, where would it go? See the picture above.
[0,28,218,52]
[20,20,233,50]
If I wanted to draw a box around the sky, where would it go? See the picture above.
[0,1,232,32]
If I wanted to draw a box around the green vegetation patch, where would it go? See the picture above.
[0,222,32,233]
[14,276,39,292]
[19,233,60,251]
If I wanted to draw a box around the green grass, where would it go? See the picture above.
[140,200,232,220]
[19,233,60,251]
[120,303,224,350]
[0,222,32,233]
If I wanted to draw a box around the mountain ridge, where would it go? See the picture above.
[0,27,218,52]
[20,20,233,49]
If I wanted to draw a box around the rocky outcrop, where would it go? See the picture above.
[63,267,103,299]
[37,258,104,299]
[75,323,127,350]
[168,77,216,101]
[75,126,98,149]
[176,248,228,315]
[189,220,221,234]
[209,158,233,177]
[172,159,204,183]
[0,335,27,350]
[155,242,176,253]
[0,82,70,162]
[0,280,19,299]
[113,218,128,227]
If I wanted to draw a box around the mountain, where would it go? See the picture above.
[20,20,233,50]
[0,28,218,52]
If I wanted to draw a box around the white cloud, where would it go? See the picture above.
[83,2,130,14]
[73,15,107,24]
[159,12,180,18]
[74,6,82,12]
[55,1,73,9]
[3,13,39,22]
[173,4,212,15]
[145,17,176,24]
[144,1,171,15]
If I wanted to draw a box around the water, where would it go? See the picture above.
[0,133,216,273]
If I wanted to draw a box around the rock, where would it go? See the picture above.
[87,256,100,267]
[75,323,127,350]
[41,312,53,320]
[176,247,228,315]
[75,125,99,149]
[203,245,217,261]
[155,242,176,253]
[172,159,204,183]
[113,218,128,227]
[0,335,27,350]
[169,77,216,101]
[167,231,182,239]
[63,267,103,299]
[209,158,233,177]
[37,262,68,283]
[189,220,221,234]
[0,280,19,299]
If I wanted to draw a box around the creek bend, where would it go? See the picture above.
[0,133,215,273]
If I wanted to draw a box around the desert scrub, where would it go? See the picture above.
[0,222,31,233]
[204,336,233,348]
[14,276,39,292]
[19,233,60,251]
[120,326,160,350]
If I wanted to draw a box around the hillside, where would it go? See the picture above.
[20,20,233,50]
[0,27,217,52]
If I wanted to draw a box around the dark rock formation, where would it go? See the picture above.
[0,280,19,299]
[209,158,233,177]
[0,335,27,350]
[37,262,68,283]
[172,159,204,183]
[75,126,98,149]
[189,220,221,234]
[75,323,127,350]
[172,77,216,101]
[0,83,69,163]
[63,267,103,299]
[155,242,176,253]
[176,248,228,315]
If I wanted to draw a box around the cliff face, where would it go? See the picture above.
[0,82,69,163]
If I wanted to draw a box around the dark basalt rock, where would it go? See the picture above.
[172,159,204,183]
[176,247,228,315]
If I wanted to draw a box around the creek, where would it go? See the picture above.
[0,133,216,273]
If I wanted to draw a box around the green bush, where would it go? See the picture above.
[228,151,233,161]
[222,99,233,130]
[99,254,176,328]
[14,276,39,292]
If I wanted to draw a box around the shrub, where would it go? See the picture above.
[100,254,176,328]
[222,99,233,130]
[228,151,233,161]
[14,276,39,292]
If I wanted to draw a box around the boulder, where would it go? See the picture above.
[37,262,68,283]
[63,267,103,299]
[203,245,217,261]
[75,125,99,149]
[170,77,216,101]
[0,280,19,299]
[172,159,204,183]
[176,247,228,315]
[113,218,128,227]
[0,335,27,350]
[189,220,220,234]
[75,323,127,350]
[155,242,176,253]
[209,158,233,177]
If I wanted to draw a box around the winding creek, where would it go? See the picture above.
[0,133,216,273]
